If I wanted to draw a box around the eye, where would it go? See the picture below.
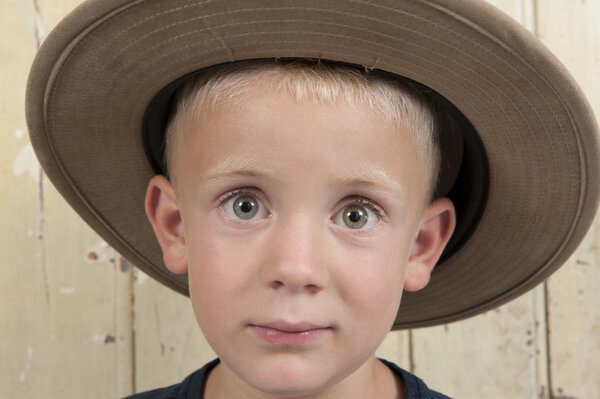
[332,200,382,230]
[221,191,269,221]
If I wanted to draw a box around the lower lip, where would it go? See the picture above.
[249,325,331,346]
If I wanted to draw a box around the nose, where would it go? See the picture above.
[262,215,329,294]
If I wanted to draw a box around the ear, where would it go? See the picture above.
[144,175,188,274]
[404,197,456,292]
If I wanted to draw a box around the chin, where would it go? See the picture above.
[231,353,346,397]
[245,373,334,398]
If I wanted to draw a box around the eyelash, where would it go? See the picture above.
[344,197,386,221]
[217,187,262,207]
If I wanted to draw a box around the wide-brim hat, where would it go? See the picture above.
[26,0,599,329]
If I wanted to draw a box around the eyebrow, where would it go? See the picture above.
[200,157,407,197]
[332,168,407,198]
[199,157,275,184]
[202,169,273,184]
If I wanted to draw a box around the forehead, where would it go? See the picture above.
[171,78,428,206]
[164,64,440,202]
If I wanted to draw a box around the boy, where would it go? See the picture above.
[26,1,599,398]
[141,59,455,398]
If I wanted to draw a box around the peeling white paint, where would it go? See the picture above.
[14,128,25,138]
[92,334,105,343]
[13,144,41,183]
[33,1,48,45]
[58,286,75,295]
[19,347,33,383]
[134,268,150,285]
[35,16,47,42]
[85,241,115,264]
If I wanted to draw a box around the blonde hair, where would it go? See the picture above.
[165,59,440,199]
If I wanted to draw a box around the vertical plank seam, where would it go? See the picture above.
[530,0,539,37]
[38,168,50,306]
[33,0,50,309]
[543,282,554,398]
[534,283,550,399]
[408,329,415,372]
[116,257,136,396]
[130,261,138,393]
[32,0,43,48]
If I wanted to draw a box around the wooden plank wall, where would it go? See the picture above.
[1,0,598,397]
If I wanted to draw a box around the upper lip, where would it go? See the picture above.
[251,320,330,332]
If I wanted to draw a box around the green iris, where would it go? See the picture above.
[233,195,259,220]
[343,205,368,229]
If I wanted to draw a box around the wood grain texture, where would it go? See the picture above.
[1,2,46,395]
[375,330,411,370]
[537,3,600,397]
[411,292,547,397]
[133,269,216,392]
[1,1,133,397]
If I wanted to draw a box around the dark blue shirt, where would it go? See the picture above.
[124,358,451,398]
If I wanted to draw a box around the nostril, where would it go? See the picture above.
[305,284,321,294]
[269,280,284,289]
[267,280,322,293]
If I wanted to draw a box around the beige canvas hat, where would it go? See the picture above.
[26,0,599,329]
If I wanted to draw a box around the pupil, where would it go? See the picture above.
[240,201,253,213]
[349,210,361,222]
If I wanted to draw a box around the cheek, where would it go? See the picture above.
[183,220,255,330]
[336,239,408,330]
[184,210,253,285]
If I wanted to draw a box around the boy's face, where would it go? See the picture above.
[147,78,453,396]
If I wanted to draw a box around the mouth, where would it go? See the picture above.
[248,321,332,346]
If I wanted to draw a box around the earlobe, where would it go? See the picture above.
[404,197,456,292]
[144,175,188,274]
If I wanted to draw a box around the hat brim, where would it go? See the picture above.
[26,0,599,328]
